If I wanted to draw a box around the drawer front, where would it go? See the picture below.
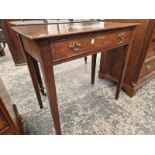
[146,40,155,58]
[0,110,9,133]
[51,29,133,61]
[140,58,155,78]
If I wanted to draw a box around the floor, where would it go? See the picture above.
[0,46,155,135]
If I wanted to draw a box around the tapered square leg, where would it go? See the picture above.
[33,60,46,96]
[115,46,128,100]
[115,45,132,100]
[37,40,61,135]
[84,56,87,64]
[24,52,44,108]
[91,54,97,84]
[18,35,43,109]
[115,28,136,100]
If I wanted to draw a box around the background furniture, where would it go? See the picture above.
[13,21,137,134]
[0,19,26,65]
[0,25,6,56]
[0,78,23,135]
[0,44,5,56]
[0,19,91,65]
[99,19,155,97]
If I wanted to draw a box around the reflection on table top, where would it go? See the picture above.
[10,19,97,26]
[12,20,138,40]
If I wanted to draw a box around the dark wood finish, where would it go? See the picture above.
[84,56,87,64]
[0,20,2,27]
[115,43,133,99]
[0,19,26,65]
[140,57,155,78]
[10,19,95,26]
[33,61,46,96]
[51,28,133,62]
[0,19,48,64]
[91,54,97,84]
[12,21,137,134]
[0,78,23,135]
[12,22,137,39]
[10,20,91,94]
[23,50,43,109]
[99,20,155,97]
[37,40,61,135]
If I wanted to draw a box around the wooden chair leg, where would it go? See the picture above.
[91,54,97,84]
[33,60,46,96]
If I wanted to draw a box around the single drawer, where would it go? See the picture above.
[146,40,155,58]
[51,29,133,61]
[140,58,155,78]
[0,110,9,133]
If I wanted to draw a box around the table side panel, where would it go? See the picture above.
[21,36,40,61]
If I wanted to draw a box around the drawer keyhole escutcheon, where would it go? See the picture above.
[69,42,81,51]
[119,32,126,42]
[97,36,105,41]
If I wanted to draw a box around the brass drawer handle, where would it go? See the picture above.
[119,32,126,41]
[69,42,81,51]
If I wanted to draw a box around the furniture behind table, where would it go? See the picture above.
[99,19,155,97]
[0,77,24,135]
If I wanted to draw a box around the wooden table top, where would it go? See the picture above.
[12,21,138,40]
[10,19,95,26]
